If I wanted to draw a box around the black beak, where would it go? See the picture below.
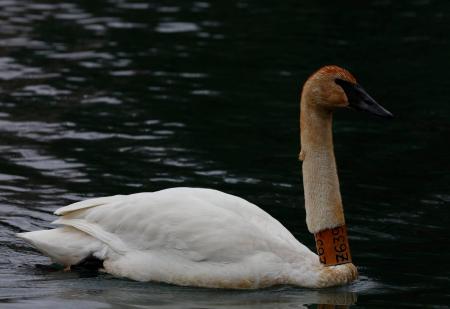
[335,78,393,118]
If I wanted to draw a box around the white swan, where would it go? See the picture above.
[17,65,392,289]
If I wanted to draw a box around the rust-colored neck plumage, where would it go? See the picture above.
[299,79,346,234]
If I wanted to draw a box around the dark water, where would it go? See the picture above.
[0,0,449,308]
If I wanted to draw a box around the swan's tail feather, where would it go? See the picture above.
[17,227,105,267]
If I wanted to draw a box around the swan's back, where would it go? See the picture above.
[19,187,320,288]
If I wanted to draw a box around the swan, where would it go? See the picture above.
[17,65,393,289]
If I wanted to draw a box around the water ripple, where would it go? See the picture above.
[0,120,164,142]
[156,22,200,33]
[0,58,42,80]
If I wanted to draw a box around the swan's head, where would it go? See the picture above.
[303,65,393,118]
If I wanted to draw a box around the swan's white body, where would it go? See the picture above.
[18,187,355,288]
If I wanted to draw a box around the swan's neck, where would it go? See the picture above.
[300,97,354,266]
[300,100,345,234]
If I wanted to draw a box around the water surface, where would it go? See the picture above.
[0,0,449,308]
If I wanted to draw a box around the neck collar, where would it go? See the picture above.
[314,225,352,266]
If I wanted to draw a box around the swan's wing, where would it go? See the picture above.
[53,187,315,263]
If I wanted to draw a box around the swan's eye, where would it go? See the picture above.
[334,78,355,89]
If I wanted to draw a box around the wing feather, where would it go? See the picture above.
[54,195,124,215]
